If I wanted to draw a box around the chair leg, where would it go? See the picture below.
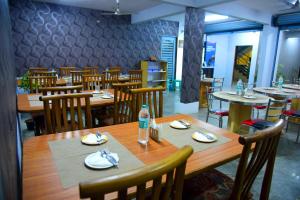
[296,125,300,143]
[257,109,259,119]
[285,120,289,133]
[220,117,223,128]
[206,113,209,123]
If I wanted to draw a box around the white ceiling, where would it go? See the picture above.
[34,0,161,13]
[237,0,300,15]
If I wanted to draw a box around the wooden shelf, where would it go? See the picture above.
[140,60,167,88]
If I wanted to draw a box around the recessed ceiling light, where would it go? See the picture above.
[205,13,229,22]
[96,20,100,23]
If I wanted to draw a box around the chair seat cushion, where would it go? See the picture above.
[254,105,267,110]
[211,110,229,116]
[283,109,300,117]
[242,119,275,130]
[183,169,234,200]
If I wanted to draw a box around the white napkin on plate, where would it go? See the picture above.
[170,120,188,129]
[83,133,107,144]
[85,152,119,168]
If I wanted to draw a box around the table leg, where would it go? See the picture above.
[199,82,211,109]
[228,103,252,133]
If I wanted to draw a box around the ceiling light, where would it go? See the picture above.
[205,14,229,22]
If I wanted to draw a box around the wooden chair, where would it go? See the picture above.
[183,119,284,200]
[109,66,121,71]
[31,71,57,77]
[104,70,120,89]
[130,87,165,121]
[59,67,76,77]
[129,70,143,82]
[71,70,90,86]
[79,145,193,200]
[113,82,142,124]
[29,67,48,75]
[40,93,93,134]
[282,108,300,143]
[206,87,229,128]
[82,74,104,90]
[39,85,83,95]
[83,66,99,75]
[29,76,57,93]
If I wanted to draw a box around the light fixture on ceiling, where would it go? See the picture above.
[205,13,229,22]
[100,0,131,15]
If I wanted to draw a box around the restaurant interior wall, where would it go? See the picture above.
[206,31,260,88]
[10,0,179,76]
[274,30,300,82]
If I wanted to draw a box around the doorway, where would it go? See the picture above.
[232,45,253,85]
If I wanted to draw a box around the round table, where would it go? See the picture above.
[283,84,300,91]
[213,91,272,133]
[253,87,300,98]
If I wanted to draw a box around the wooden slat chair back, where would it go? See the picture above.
[112,82,142,124]
[79,145,193,200]
[39,85,83,96]
[82,74,104,90]
[206,86,216,112]
[129,70,143,82]
[104,70,120,89]
[29,67,48,75]
[29,76,57,93]
[109,66,121,71]
[265,99,287,122]
[59,67,76,77]
[230,119,284,200]
[71,70,90,86]
[130,87,165,121]
[31,71,57,77]
[40,93,93,134]
[83,66,99,75]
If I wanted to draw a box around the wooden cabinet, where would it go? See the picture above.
[140,61,167,88]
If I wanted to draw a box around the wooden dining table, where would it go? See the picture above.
[17,89,115,113]
[23,114,243,200]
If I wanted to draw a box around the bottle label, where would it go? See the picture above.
[139,118,149,129]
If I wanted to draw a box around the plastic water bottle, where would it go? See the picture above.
[278,76,284,90]
[138,105,150,145]
[236,79,243,96]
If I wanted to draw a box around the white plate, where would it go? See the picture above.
[92,90,104,94]
[243,95,256,99]
[264,88,275,90]
[192,131,217,143]
[81,134,108,145]
[283,90,294,93]
[101,94,114,99]
[169,120,190,129]
[84,152,119,169]
[226,91,237,95]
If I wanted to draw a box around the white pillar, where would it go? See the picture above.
[256,25,279,87]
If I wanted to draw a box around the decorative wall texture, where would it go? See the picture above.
[10,0,178,76]
[180,7,205,103]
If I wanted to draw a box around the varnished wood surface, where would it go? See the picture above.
[17,89,115,113]
[23,114,243,200]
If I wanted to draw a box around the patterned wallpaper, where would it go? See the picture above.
[9,0,179,76]
[180,7,205,103]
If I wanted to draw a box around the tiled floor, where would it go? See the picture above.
[20,90,300,199]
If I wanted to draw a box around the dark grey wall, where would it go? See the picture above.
[180,7,205,103]
[10,0,179,76]
[0,0,20,199]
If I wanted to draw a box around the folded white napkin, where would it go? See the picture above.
[85,152,119,169]
[170,120,188,129]
[82,133,107,144]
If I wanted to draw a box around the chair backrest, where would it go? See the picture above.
[109,66,121,71]
[206,86,217,112]
[104,70,120,89]
[83,66,99,75]
[265,99,287,121]
[39,85,83,95]
[82,74,104,90]
[231,119,284,200]
[212,78,224,91]
[130,87,165,121]
[79,145,193,200]
[112,82,142,124]
[29,76,57,93]
[71,70,90,85]
[59,67,76,77]
[293,77,300,84]
[40,93,93,134]
[29,67,48,75]
[31,71,57,77]
[129,70,143,82]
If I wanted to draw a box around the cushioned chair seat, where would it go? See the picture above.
[254,105,267,110]
[283,109,300,117]
[183,169,253,200]
[242,119,275,130]
[211,110,229,117]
